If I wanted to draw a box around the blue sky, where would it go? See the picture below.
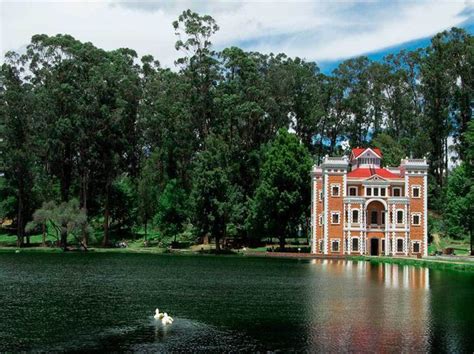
[318,17,474,74]
[1,1,473,71]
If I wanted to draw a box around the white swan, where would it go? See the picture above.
[154,308,164,320]
[161,312,174,325]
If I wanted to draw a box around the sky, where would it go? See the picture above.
[1,0,473,73]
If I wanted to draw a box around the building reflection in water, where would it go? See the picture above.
[306,260,431,352]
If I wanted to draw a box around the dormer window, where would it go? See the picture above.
[350,148,382,169]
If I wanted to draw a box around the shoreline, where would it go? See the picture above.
[1,247,473,272]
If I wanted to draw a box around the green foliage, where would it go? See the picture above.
[0,12,472,249]
[26,199,88,249]
[155,179,188,241]
[372,133,406,167]
[190,135,243,250]
[250,129,312,247]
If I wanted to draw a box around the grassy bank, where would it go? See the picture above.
[349,255,474,273]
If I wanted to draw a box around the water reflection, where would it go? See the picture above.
[307,260,431,352]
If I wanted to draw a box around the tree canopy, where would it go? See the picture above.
[0,10,472,249]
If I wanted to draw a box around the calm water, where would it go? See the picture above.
[0,253,473,352]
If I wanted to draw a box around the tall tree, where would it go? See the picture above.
[0,60,37,246]
[190,135,243,251]
[250,129,312,249]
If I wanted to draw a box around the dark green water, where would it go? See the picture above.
[0,253,473,352]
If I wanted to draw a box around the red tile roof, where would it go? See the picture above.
[347,167,401,179]
[351,147,382,158]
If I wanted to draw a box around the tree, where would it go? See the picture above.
[0,60,37,246]
[372,133,406,167]
[155,179,188,243]
[190,135,243,251]
[137,156,159,241]
[250,129,312,249]
[173,9,220,141]
[26,199,88,251]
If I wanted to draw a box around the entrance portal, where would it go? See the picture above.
[370,238,379,256]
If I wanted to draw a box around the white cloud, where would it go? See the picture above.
[1,0,471,68]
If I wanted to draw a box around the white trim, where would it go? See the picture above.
[411,212,421,226]
[348,186,358,196]
[396,209,404,225]
[423,174,428,257]
[330,238,341,252]
[351,236,360,252]
[411,185,421,198]
[392,186,402,197]
[396,237,404,253]
[323,173,329,255]
[412,240,421,254]
[330,183,341,197]
[352,208,360,223]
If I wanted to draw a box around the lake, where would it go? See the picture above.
[0,252,473,352]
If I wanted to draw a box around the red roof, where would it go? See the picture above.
[351,147,382,158]
[347,167,401,179]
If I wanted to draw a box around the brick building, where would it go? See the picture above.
[311,147,428,256]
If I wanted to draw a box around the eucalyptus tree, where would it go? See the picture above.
[0,60,37,246]
[173,9,220,141]
[250,129,312,249]
[190,135,243,251]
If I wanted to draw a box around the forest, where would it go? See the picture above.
[0,10,473,251]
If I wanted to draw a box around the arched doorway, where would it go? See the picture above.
[366,199,387,256]
[366,200,386,229]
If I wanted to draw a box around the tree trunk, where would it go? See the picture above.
[279,236,285,251]
[42,223,46,247]
[215,235,221,252]
[16,188,24,248]
[79,169,89,247]
[102,182,110,247]
[144,220,148,242]
[61,228,68,251]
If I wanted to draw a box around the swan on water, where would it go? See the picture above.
[161,313,174,325]
[154,308,164,320]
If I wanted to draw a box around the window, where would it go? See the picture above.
[331,185,340,197]
[397,210,404,224]
[319,240,323,252]
[352,238,359,252]
[319,191,323,201]
[366,188,372,196]
[319,215,323,226]
[381,211,386,225]
[331,240,339,252]
[412,186,421,198]
[373,188,379,197]
[412,213,421,226]
[331,212,340,224]
[382,239,385,253]
[381,188,386,197]
[397,239,404,252]
[352,209,359,223]
[349,187,357,196]
[371,211,378,224]
[413,242,420,253]
[393,187,401,197]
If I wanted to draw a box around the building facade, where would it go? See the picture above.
[311,148,428,257]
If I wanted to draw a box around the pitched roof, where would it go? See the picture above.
[351,147,382,158]
[347,167,401,179]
